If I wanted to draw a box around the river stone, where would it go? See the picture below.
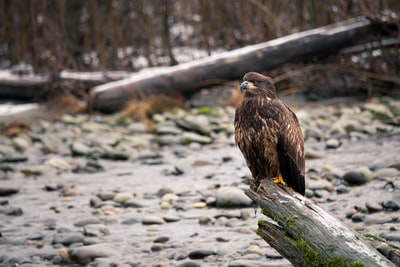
[142,215,165,225]
[181,132,212,145]
[325,138,341,149]
[188,249,216,259]
[113,192,134,204]
[374,168,399,178]
[83,224,110,237]
[178,114,212,135]
[365,201,383,213]
[11,136,31,151]
[363,103,395,121]
[52,232,85,246]
[44,157,73,171]
[343,171,368,185]
[74,217,102,227]
[69,243,118,264]
[176,261,201,267]
[70,141,92,156]
[0,186,19,196]
[216,187,252,208]
[307,179,334,191]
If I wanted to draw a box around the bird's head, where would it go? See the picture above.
[240,72,276,99]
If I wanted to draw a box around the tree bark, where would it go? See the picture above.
[88,16,397,113]
[245,179,397,267]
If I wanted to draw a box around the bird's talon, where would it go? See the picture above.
[272,174,286,186]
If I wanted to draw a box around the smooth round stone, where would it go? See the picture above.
[375,168,399,178]
[240,210,250,220]
[216,187,252,208]
[113,192,134,204]
[52,232,85,246]
[181,132,213,145]
[151,243,165,251]
[161,193,179,203]
[159,201,170,209]
[69,243,119,264]
[83,224,110,237]
[325,138,341,149]
[163,215,180,223]
[365,201,383,213]
[74,217,102,227]
[153,236,169,243]
[194,202,206,209]
[188,249,216,259]
[142,216,165,225]
[0,186,19,196]
[198,216,213,225]
[343,171,368,185]
[351,213,366,222]
[244,245,264,255]
[124,199,145,208]
[307,179,334,191]
[381,200,399,211]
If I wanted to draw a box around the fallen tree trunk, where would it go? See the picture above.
[89,15,397,113]
[245,179,398,267]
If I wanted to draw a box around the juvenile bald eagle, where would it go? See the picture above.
[234,72,305,195]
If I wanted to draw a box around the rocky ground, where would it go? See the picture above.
[0,96,399,267]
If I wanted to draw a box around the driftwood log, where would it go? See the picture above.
[245,179,398,267]
[88,15,397,113]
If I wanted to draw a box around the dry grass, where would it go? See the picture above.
[119,94,185,131]
[1,120,31,137]
[44,94,86,119]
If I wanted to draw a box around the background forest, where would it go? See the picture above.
[0,0,399,101]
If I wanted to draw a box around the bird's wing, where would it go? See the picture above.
[274,101,305,195]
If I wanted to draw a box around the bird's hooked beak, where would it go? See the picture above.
[240,81,256,92]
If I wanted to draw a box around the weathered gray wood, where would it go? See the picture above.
[245,179,397,267]
[88,16,395,113]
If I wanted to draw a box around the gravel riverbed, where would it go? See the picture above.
[0,97,399,267]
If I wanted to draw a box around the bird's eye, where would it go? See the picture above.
[253,81,257,85]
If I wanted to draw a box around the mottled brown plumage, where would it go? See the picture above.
[234,72,305,195]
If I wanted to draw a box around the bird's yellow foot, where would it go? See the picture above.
[272,174,286,186]
[256,182,264,192]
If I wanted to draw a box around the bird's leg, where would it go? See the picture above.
[272,173,286,186]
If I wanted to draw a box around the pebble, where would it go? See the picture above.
[188,249,216,259]
[194,202,207,209]
[74,217,102,227]
[68,243,119,264]
[343,171,368,185]
[0,186,19,196]
[216,187,252,208]
[83,224,110,237]
[181,132,213,145]
[52,232,85,246]
[142,215,165,225]
[365,201,383,213]
[325,138,341,149]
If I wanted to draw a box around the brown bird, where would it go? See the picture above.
[234,72,305,195]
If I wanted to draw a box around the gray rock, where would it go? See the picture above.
[188,249,216,259]
[52,232,85,246]
[69,243,119,264]
[151,242,165,251]
[74,217,102,227]
[83,224,110,237]
[11,136,31,151]
[4,206,23,216]
[325,138,341,149]
[142,215,165,225]
[155,134,181,146]
[181,132,213,145]
[363,103,395,121]
[0,186,19,196]
[156,125,182,135]
[365,201,383,213]
[177,114,212,135]
[176,261,201,267]
[307,179,334,192]
[380,233,400,242]
[44,157,73,171]
[124,198,145,208]
[343,171,368,185]
[351,213,366,222]
[216,187,252,208]
[113,192,133,204]
[381,200,399,211]
[70,141,92,156]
